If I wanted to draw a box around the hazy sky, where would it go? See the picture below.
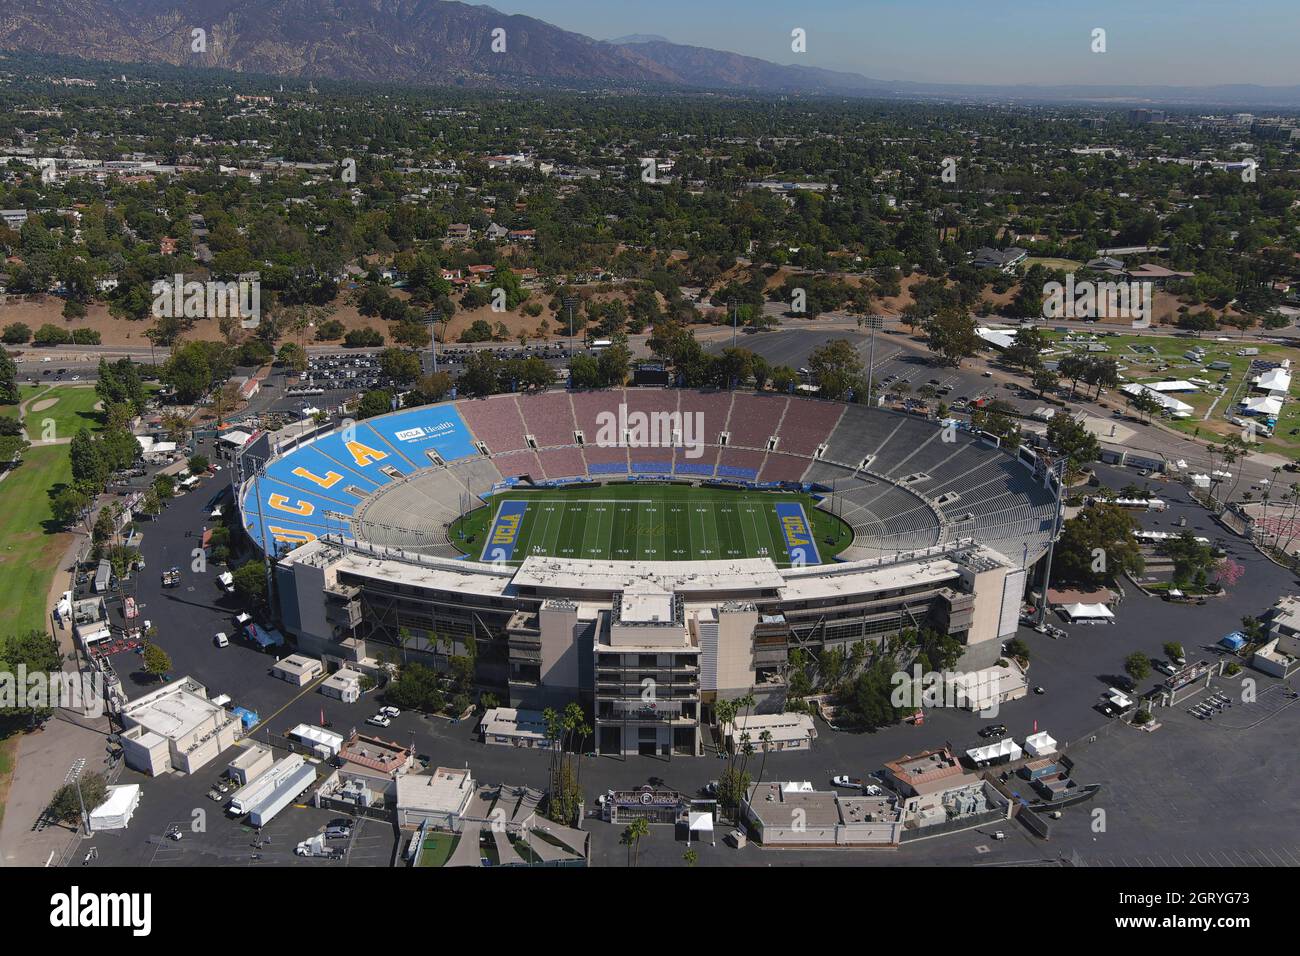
[493,0,1296,87]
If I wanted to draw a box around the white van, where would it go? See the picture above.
[218,571,235,592]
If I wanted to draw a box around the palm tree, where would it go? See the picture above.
[396,626,414,664]
[626,817,650,867]
[755,730,774,786]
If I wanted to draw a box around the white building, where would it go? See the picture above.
[396,766,475,829]
[119,677,241,775]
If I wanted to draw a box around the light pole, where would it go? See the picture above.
[563,296,578,358]
[424,309,441,374]
[864,315,883,406]
[1036,459,1067,625]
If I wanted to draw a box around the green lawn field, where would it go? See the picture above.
[21,384,105,440]
[449,483,851,566]
[0,444,73,637]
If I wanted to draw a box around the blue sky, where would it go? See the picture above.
[493,0,1296,87]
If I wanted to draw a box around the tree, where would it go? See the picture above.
[1046,414,1100,475]
[48,772,107,826]
[142,643,173,682]
[0,349,18,404]
[0,630,62,722]
[378,347,422,385]
[621,817,650,867]
[1163,641,1185,662]
[1124,651,1150,687]
[1054,502,1144,587]
[232,561,268,606]
[808,339,862,401]
[276,341,307,373]
[1004,327,1045,371]
[355,390,393,420]
[458,352,501,397]
[1160,531,1217,589]
[1032,367,1058,399]
[923,308,978,367]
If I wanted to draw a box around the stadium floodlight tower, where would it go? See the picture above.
[863,315,884,406]
[1036,458,1068,625]
[563,296,578,357]
[423,309,441,374]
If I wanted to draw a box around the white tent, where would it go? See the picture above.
[1242,395,1283,417]
[1253,368,1291,394]
[88,784,141,831]
[1061,603,1114,621]
[1024,732,1057,757]
[966,738,1022,765]
[687,811,715,846]
[1121,383,1193,416]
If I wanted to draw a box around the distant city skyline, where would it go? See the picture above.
[498,0,1297,88]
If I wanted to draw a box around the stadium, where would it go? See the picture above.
[237,388,1059,756]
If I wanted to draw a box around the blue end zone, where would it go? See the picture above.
[775,501,820,565]
[480,499,528,562]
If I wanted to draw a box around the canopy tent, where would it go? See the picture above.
[966,738,1022,765]
[1024,731,1057,757]
[1219,631,1246,651]
[1121,383,1193,416]
[88,784,141,831]
[1060,602,1114,621]
[1242,395,1283,417]
[1253,367,1292,394]
[687,811,715,846]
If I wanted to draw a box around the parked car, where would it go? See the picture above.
[366,714,391,728]
[213,632,229,648]
[979,724,1008,738]
[378,706,400,719]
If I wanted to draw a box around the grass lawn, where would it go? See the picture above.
[449,482,851,566]
[1042,330,1300,457]
[415,831,458,867]
[0,444,74,637]
[21,384,105,440]
[1025,257,1084,271]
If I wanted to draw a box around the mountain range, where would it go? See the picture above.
[2,0,1300,106]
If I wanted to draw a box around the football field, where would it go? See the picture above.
[450,485,850,566]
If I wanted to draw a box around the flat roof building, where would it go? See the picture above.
[119,676,241,776]
[396,766,475,829]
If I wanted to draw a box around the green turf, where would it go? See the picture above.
[21,384,105,440]
[416,831,457,867]
[0,444,73,637]
[449,483,852,566]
